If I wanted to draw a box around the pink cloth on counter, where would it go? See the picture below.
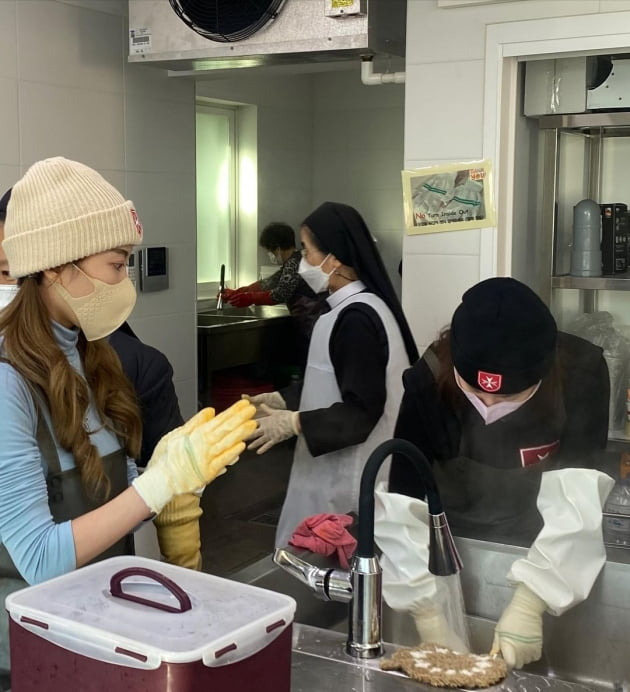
[288,513,357,569]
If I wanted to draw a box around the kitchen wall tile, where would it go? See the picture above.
[406,0,600,65]
[125,94,195,173]
[346,149,404,192]
[17,0,123,93]
[0,78,19,166]
[19,81,125,170]
[346,108,405,154]
[56,0,127,16]
[131,242,197,320]
[125,169,196,246]
[128,310,196,399]
[125,60,195,105]
[404,61,484,162]
[173,378,197,420]
[404,226,481,256]
[311,66,404,111]
[599,0,630,9]
[402,253,480,348]
[0,165,20,198]
[0,1,17,80]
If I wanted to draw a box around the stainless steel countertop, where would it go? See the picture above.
[291,624,598,692]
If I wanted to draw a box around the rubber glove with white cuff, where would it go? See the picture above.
[490,584,546,668]
[242,391,287,411]
[133,400,257,514]
[373,482,470,653]
[491,468,614,668]
[247,404,300,454]
[154,493,203,570]
[412,601,469,653]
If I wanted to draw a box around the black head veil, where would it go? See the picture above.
[302,201,418,364]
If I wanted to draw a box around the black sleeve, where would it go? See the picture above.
[109,330,184,465]
[389,355,462,499]
[556,332,609,465]
[299,304,388,457]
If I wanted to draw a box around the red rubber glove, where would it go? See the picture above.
[221,288,241,301]
[227,291,274,307]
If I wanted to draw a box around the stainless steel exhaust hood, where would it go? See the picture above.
[128,0,406,74]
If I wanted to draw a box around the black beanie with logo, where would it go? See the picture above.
[450,277,557,395]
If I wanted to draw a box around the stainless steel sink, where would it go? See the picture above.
[233,550,616,692]
[291,624,599,692]
[199,305,290,319]
[197,313,260,327]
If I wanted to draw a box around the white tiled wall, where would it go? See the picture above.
[197,66,406,294]
[0,0,197,417]
[403,0,630,350]
[196,74,313,285]
[311,67,405,296]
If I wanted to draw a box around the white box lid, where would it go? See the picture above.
[6,556,296,669]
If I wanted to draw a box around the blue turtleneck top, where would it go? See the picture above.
[0,322,137,584]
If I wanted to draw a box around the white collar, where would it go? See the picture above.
[327,280,367,309]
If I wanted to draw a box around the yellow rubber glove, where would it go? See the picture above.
[490,583,546,668]
[133,400,257,514]
[154,493,203,570]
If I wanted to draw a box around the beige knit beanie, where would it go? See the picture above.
[3,157,143,278]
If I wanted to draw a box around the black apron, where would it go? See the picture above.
[425,352,566,546]
[0,386,132,672]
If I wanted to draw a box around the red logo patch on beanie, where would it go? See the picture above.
[130,208,143,236]
[477,370,502,392]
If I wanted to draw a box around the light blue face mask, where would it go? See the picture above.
[0,284,19,310]
[298,254,332,294]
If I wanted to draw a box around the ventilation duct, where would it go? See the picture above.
[128,0,406,74]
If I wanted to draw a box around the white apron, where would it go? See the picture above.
[275,289,409,547]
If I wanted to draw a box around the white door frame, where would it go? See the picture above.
[482,10,630,278]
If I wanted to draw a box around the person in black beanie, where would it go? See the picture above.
[388,276,613,670]
[241,201,419,547]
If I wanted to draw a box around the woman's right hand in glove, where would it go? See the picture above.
[241,391,287,411]
[490,583,546,668]
[132,400,257,515]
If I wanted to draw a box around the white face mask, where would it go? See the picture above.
[0,284,19,310]
[267,251,280,265]
[52,265,136,341]
[454,368,540,425]
[298,254,333,294]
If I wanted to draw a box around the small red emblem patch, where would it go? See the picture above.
[477,370,502,392]
[519,440,560,468]
[130,208,143,236]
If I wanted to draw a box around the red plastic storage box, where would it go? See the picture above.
[6,556,296,691]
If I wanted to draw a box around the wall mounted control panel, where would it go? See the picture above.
[139,246,169,292]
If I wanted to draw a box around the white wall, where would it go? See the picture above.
[196,66,405,293]
[311,68,405,296]
[196,74,313,286]
[0,0,197,417]
[403,0,630,351]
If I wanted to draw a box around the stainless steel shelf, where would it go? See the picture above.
[538,111,630,135]
[552,274,630,290]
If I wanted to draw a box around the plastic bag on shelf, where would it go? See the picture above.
[567,311,630,432]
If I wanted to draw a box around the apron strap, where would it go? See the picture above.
[422,345,441,381]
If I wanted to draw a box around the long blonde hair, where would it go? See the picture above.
[0,274,142,500]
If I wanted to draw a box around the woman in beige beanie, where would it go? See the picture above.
[0,158,256,674]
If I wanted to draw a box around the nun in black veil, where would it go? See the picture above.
[242,201,418,547]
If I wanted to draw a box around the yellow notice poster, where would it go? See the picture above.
[402,160,495,234]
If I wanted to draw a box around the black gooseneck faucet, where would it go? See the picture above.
[273,438,462,659]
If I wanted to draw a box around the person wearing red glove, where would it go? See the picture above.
[223,222,327,340]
